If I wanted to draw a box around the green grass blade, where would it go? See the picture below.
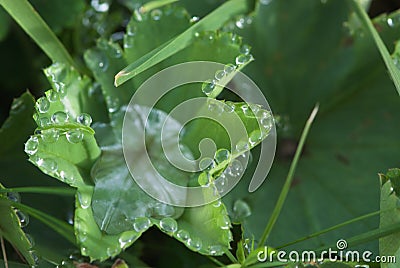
[0,0,76,67]
[11,202,75,245]
[277,210,384,249]
[258,104,319,247]
[0,187,75,196]
[348,0,400,95]
[316,222,400,252]
[139,0,179,13]
[114,0,251,86]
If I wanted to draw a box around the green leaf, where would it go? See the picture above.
[114,0,251,86]
[0,6,10,41]
[379,169,400,268]
[0,184,35,266]
[30,0,85,34]
[348,0,400,95]
[223,0,400,253]
[0,0,76,67]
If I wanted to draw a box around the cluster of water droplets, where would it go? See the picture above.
[201,48,253,98]
[125,5,188,49]
[3,192,38,264]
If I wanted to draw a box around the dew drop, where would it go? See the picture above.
[54,82,66,95]
[260,116,273,132]
[42,129,59,143]
[387,18,394,27]
[45,62,68,83]
[198,172,211,186]
[77,192,91,209]
[215,149,230,164]
[81,247,88,256]
[233,199,252,221]
[48,90,59,102]
[91,0,110,12]
[260,0,273,5]
[25,136,39,155]
[38,117,50,128]
[241,104,254,117]
[217,214,230,230]
[66,129,84,143]
[133,217,151,232]
[235,140,249,153]
[60,170,75,183]
[15,210,29,228]
[106,96,120,113]
[208,100,224,115]
[240,44,251,55]
[187,237,202,251]
[249,130,262,146]
[77,113,92,126]
[228,160,243,177]
[153,203,175,218]
[151,9,162,20]
[39,158,58,173]
[208,245,224,255]
[159,217,178,233]
[236,54,253,65]
[51,111,69,124]
[106,246,119,257]
[124,35,135,48]
[25,234,35,248]
[223,101,235,113]
[224,64,236,74]
[201,79,216,96]
[109,45,122,59]
[36,97,50,113]
[214,174,227,193]
[236,16,245,29]
[126,24,136,36]
[199,157,214,170]
[212,199,222,207]
[119,231,139,248]
[7,192,21,203]
[191,16,200,23]
[176,229,190,241]
[214,70,226,81]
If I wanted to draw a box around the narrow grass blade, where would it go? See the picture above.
[348,0,400,95]
[0,0,76,68]
[0,187,75,196]
[277,210,384,249]
[11,202,75,245]
[139,0,179,13]
[258,104,319,247]
[316,222,400,252]
[114,0,251,86]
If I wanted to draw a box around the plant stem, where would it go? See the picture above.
[225,249,239,263]
[347,0,400,95]
[315,222,400,253]
[276,209,383,249]
[11,202,75,245]
[207,256,225,266]
[0,187,75,196]
[0,0,77,68]
[258,104,319,247]
[0,236,8,268]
